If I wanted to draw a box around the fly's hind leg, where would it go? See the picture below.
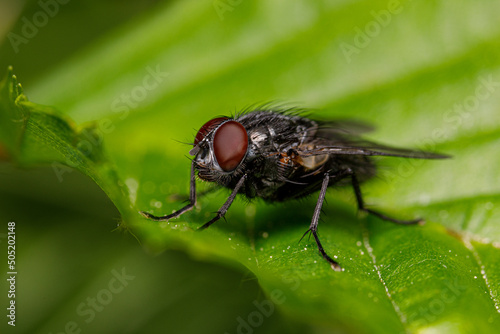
[348,168,422,225]
[302,168,421,271]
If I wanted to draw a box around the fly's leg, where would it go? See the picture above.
[301,171,342,271]
[198,174,247,230]
[140,161,197,221]
[302,167,421,271]
[169,185,220,203]
[349,168,422,225]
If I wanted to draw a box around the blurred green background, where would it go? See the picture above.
[1,0,500,333]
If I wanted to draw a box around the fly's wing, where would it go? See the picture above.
[301,146,451,159]
[298,142,450,159]
[316,119,375,136]
[300,120,451,160]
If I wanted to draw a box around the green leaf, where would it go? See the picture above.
[2,0,500,333]
[0,67,133,218]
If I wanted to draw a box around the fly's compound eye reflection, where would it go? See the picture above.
[194,117,228,145]
[140,108,451,271]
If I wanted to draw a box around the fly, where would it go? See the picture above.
[140,107,450,271]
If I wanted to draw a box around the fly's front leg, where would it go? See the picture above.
[140,161,197,221]
[198,174,247,230]
[301,171,342,271]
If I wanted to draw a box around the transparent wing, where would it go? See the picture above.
[304,119,451,159]
[316,119,375,136]
[298,143,451,159]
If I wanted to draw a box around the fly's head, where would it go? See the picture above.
[189,117,249,183]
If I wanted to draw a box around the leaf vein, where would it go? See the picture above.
[463,237,500,313]
[362,223,408,327]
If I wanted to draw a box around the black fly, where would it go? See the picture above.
[141,107,449,271]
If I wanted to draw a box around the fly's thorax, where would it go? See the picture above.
[241,115,325,182]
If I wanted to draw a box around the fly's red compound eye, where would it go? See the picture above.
[194,117,229,145]
[213,121,248,172]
